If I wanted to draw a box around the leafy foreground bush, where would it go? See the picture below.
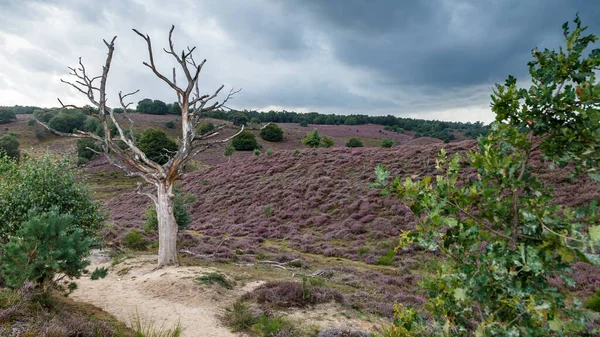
[373,17,600,336]
[123,229,148,250]
[260,123,284,142]
[232,130,260,150]
[0,209,103,292]
[0,153,104,244]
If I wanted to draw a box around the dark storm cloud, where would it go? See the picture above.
[283,0,600,89]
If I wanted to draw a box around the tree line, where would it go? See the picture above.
[2,102,490,141]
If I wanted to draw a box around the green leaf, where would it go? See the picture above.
[453,288,467,302]
[558,247,574,262]
[548,315,563,331]
[589,225,600,242]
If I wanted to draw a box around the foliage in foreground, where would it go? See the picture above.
[374,16,600,336]
[0,153,104,244]
[0,209,102,292]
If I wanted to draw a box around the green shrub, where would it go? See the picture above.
[137,128,179,165]
[33,109,57,123]
[164,120,176,129]
[34,128,48,140]
[0,107,17,124]
[252,316,296,337]
[123,229,147,250]
[47,111,87,133]
[232,130,259,151]
[260,123,284,142]
[194,272,232,289]
[224,143,235,157]
[143,188,195,232]
[301,129,320,148]
[253,148,261,157]
[376,249,394,266]
[223,300,258,331]
[586,289,600,312]
[76,138,101,163]
[196,122,215,135]
[321,136,334,148]
[82,118,100,133]
[266,148,273,156]
[299,120,308,127]
[0,133,20,160]
[263,205,272,216]
[0,209,96,292]
[0,154,104,244]
[293,149,301,156]
[346,137,363,148]
[27,118,36,126]
[381,138,394,148]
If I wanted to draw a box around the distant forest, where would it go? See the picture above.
[2,100,490,141]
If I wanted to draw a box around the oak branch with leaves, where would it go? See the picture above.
[373,16,600,336]
[36,26,243,267]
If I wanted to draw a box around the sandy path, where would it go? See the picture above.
[72,251,261,337]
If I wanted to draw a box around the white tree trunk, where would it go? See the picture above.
[156,182,178,267]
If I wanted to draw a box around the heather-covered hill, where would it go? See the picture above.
[106,140,600,297]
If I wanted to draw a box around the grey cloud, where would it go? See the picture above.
[0,0,599,122]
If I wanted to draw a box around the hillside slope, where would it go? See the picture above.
[105,141,600,299]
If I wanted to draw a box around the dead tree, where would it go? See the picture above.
[36,27,242,267]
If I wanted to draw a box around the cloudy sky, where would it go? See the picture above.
[0,0,598,123]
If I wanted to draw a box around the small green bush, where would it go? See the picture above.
[376,249,395,266]
[263,205,272,216]
[253,148,261,157]
[0,209,94,291]
[266,148,273,156]
[76,138,101,163]
[196,122,215,135]
[252,316,297,337]
[293,149,301,156]
[0,154,104,244]
[260,123,284,142]
[137,128,179,165]
[48,111,87,133]
[0,133,20,160]
[232,130,259,151]
[123,229,147,250]
[223,300,258,331]
[194,272,232,289]
[302,129,321,148]
[0,107,17,124]
[164,120,176,129]
[585,289,600,312]
[346,137,363,148]
[381,138,394,148]
[299,120,308,127]
[27,118,36,126]
[321,136,334,148]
